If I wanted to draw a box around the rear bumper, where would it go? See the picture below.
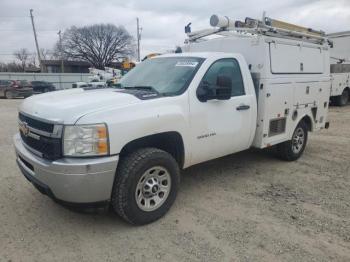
[14,133,119,204]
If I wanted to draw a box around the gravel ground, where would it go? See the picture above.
[0,99,349,262]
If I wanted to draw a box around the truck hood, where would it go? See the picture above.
[19,88,142,124]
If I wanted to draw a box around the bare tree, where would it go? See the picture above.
[26,48,56,69]
[39,48,56,60]
[29,53,37,67]
[52,43,67,60]
[60,24,134,69]
[0,62,23,72]
[13,48,30,71]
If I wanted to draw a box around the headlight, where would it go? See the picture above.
[63,124,109,157]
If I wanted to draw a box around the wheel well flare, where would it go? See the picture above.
[119,132,185,168]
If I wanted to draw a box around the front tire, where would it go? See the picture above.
[5,91,13,99]
[276,121,308,161]
[111,148,180,225]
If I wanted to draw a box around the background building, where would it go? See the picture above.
[42,60,91,73]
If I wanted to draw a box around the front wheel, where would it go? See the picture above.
[111,148,180,225]
[276,121,308,161]
[5,91,14,99]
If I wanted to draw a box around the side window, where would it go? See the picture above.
[200,58,245,97]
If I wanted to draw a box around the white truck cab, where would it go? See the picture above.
[14,14,331,225]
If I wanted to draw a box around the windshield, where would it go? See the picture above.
[116,56,204,95]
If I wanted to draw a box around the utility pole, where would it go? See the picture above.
[58,30,64,73]
[136,17,142,62]
[29,9,42,71]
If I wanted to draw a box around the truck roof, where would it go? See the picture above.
[158,52,239,59]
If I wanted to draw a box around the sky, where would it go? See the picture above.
[0,0,349,63]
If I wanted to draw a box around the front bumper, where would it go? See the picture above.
[14,133,119,204]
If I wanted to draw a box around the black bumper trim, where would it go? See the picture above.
[16,158,109,210]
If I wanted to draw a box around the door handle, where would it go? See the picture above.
[236,104,250,111]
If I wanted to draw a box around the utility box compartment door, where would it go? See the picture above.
[301,47,323,73]
[294,82,320,105]
[263,82,294,143]
[269,42,324,74]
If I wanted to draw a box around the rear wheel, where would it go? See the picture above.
[276,121,308,161]
[111,148,180,225]
[44,87,50,93]
[334,89,349,106]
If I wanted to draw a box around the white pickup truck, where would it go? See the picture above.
[14,14,331,225]
[328,31,350,106]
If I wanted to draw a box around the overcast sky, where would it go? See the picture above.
[0,0,349,63]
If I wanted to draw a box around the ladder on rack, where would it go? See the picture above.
[186,13,331,46]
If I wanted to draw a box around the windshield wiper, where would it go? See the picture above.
[123,86,160,94]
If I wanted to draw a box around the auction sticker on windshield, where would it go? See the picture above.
[175,61,199,67]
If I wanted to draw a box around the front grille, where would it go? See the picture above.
[20,132,62,160]
[19,112,54,133]
[19,113,62,160]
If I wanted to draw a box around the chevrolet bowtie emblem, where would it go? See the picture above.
[20,122,30,136]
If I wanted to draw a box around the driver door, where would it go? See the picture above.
[189,58,254,165]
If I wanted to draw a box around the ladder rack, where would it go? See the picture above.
[186,13,332,46]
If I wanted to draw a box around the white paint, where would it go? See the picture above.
[19,33,331,169]
[328,32,350,98]
[331,73,350,97]
[184,33,330,151]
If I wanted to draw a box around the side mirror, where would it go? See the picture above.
[215,75,232,100]
[196,75,232,102]
[196,81,212,102]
